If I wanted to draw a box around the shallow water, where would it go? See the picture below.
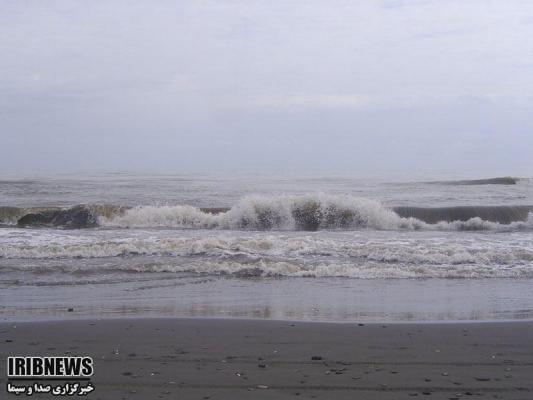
[2,276,533,322]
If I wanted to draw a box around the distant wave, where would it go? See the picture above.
[2,194,533,231]
[425,176,520,185]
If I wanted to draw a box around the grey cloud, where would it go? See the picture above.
[1,0,533,176]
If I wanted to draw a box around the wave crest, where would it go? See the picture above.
[3,195,533,231]
[101,195,533,231]
[100,195,419,230]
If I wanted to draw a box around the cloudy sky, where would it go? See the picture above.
[1,0,533,176]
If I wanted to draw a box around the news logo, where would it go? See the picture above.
[6,356,95,396]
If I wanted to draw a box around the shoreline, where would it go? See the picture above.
[1,318,532,399]
[4,314,533,325]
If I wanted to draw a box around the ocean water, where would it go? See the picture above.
[1,173,532,322]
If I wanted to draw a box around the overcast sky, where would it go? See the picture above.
[1,0,533,176]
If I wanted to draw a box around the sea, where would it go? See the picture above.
[1,172,532,322]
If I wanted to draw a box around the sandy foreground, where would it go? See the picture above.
[1,318,532,400]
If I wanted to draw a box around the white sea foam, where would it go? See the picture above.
[101,205,219,229]
[2,229,533,278]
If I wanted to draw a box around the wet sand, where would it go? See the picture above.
[1,318,532,399]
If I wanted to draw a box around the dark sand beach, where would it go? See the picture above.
[1,318,532,399]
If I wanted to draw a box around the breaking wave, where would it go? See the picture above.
[2,195,533,231]
[100,195,533,231]
[425,176,521,185]
[102,195,412,230]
